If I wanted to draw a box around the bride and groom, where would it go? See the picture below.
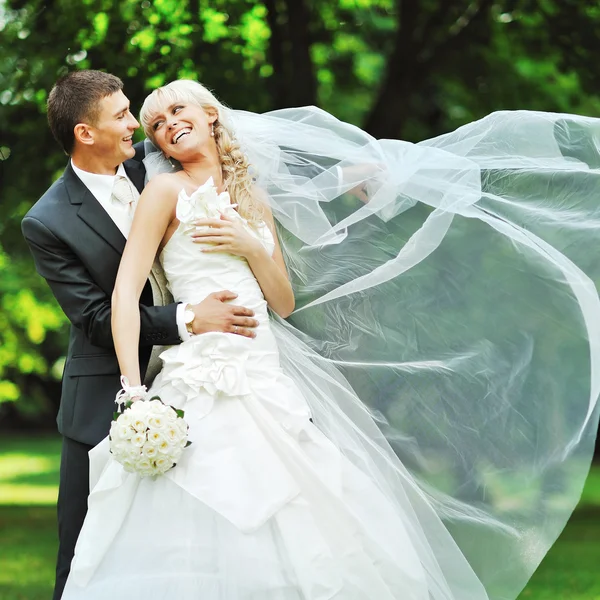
[23,69,600,599]
[21,70,260,598]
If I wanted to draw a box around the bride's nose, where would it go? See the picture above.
[167,118,178,129]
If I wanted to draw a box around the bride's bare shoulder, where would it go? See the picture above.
[140,173,187,208]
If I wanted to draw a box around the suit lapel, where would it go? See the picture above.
[64,160,155,305]
[124,158,146,195]
[64,163,127,255]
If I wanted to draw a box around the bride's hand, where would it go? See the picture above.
[191,214,264,258]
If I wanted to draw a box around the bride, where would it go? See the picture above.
[62,79,600,599]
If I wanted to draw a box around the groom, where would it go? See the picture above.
[21,70,258,599]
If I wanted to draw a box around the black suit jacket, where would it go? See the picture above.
[22,148,181,445]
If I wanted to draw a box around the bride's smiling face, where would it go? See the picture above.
[150,101,217,160]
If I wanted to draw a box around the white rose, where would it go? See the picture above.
[126,444,142,460]
[147,415,166,430]
[148,461,161,475]
[132,417,148,433]
[110,440,126,456]
[148,430,165,445]
[130,399,148,411]
[165,426,180,443]
[154,456,172,473]
[175,418,188,435]
[142,435,159,449]
[148,401,165,416]
[143,444,158,459]
[162,405,175,418]
[110,421,131,442]
[157,438,172,455]
[159,403,174,416]
[118,412,133,427]
[109,421,120,440]
[131,432,146,448]
[136,458,152,471]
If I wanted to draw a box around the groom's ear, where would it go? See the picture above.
[74,123,95,147]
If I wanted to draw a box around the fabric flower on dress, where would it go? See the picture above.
[176,176,239,232]
[160,333,252,407]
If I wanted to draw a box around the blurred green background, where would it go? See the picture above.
[1,0,600,598]
[2,0,600,435]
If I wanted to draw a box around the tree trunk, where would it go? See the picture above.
[363,0,421,139]
[364,0,495,140]
[264,0,317,108]
[264,0,288,108]
[283,0,317,107]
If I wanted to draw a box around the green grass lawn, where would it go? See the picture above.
[0,436,61,600]
[0,435,599,599]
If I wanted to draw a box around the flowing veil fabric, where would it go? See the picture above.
[144,108,600,599]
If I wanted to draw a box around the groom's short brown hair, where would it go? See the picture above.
[47,70,123,155]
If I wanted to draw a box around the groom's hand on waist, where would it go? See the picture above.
[188,291,258,338]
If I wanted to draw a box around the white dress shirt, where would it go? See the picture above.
[71,160,189,340]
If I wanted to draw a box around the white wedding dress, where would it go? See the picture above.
[62,181,471,600]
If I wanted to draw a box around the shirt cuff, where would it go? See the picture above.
[176,302,191,341]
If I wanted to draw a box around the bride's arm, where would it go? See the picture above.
[112,175,177,386]
[245,206,295,318]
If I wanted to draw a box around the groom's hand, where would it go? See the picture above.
[190,291,258,337]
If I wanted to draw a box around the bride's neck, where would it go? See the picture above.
[180,146,223,187]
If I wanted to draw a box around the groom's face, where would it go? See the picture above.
[89,90,140,164]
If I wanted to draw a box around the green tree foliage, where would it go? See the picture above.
[1,0,600,422]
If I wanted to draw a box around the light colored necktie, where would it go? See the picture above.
[111,175,140,219]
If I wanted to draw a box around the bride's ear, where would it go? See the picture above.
[206,109,218,125]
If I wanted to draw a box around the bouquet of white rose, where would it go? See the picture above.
[109,378,191,478]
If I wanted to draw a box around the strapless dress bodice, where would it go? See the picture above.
[159,178,276,327]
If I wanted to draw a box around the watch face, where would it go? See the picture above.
[184,310,194,324]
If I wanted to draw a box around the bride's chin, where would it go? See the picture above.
[170,151,192,164]
[170,146,204,163]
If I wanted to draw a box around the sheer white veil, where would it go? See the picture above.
[145,107,600,600]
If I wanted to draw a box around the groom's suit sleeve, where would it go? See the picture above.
[22,215,181,349]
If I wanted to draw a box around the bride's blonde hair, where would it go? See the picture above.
[140,80,263,225]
